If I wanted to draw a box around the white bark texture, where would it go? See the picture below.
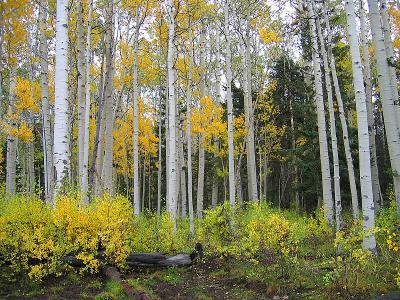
[345,0,377,252]
[53,0,70,192]
[39,0,54,203]
[133,17,140,215]
[82,0,93,203]
[186,15,194,233]
[322,4,359,220]
[244,4,258,201]
[224,0,236,207]
[166,0,177,221]
[367,0,400,215]
[307,2,334,226]
[101,0,115,193]
[316,12,343,230]
[76,0,86,194]
[360,1,382,209]
[6,67,17,195]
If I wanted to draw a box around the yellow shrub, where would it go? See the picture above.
[0,196,59,280]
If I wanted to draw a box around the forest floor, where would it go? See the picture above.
[1,254,397,300]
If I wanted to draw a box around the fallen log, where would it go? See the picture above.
[65,243,203,268]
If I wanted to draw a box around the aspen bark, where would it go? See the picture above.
[367,0,400,214]
[39,0,54,203]
[345,0,377,252]
[322,4,359,220]
[307,1,334,226]
[81,0,93,203]
[53,0,70,192]
[133,14,140,215]
[101,0,115,193]
[243,2,258,201]
[76,0,86,194]
[197,26,206,218]
[6,67,17,195]
[360,1,382,209]
[166,0,177,222]
[316,11,343,230]
[186,12,194,233]
[224,0,236,207]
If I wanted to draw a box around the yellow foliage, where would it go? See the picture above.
[15,77,40,113]
[259,27,280,44]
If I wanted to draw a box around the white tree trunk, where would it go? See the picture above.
[367,0,400,215]
[243,5,258,201]
[76,0,86,194]
[224,0,236,207]
[133,17,140,215]
[39,0,54,203]
[211,30,221,209]
[53,0,70,192]
[186,16,194,233]
[345,0,377,252]
[6,67,17,195]
[180,127,187,218]
[197,27,206,218]
[316,11,343,230]
[157,87,162,215]
[101,0,115,193]
[307,1,334,226]
[360,1,382,209]
[322,4,359,220]
[82,0,93,203]
[166,0,177,222]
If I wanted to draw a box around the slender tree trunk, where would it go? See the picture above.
[345,0,377,252]
[322,4,359,220]
[180,127,187,218]
[224,0,236,207]
[367,0,400,214]
[236,155,243,205]
[133,15,140,215]
[76,0,86,194]
[197,26,206,218]
[360,0,382,209]
[307,1,334,226]
[166,0,177,222]
[39,0,54,203]
[243,3,258,201]
[186,12,194,233]
[142,159,146,211]
[316,10,343,230]
[82,0,93,203]
[6,67,17,195]
[197,136,205,218]
[53,0,70,192]
[211,30,221,208]
[157,88,162,215]
[101,0,115,193]
[89,50,105,194]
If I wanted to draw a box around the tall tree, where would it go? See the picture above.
[243,0,258,201]
[344,0,377,252]
[359,0,381,209]
[322,2,359,220]
[367,0,400,214]
[166,0,177,221]
[307,1,334,226]
[101,0,116,193]
[39,0,54,203]
[53,0,70,192]
[224,0,236,207]
[315,9,342,230]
